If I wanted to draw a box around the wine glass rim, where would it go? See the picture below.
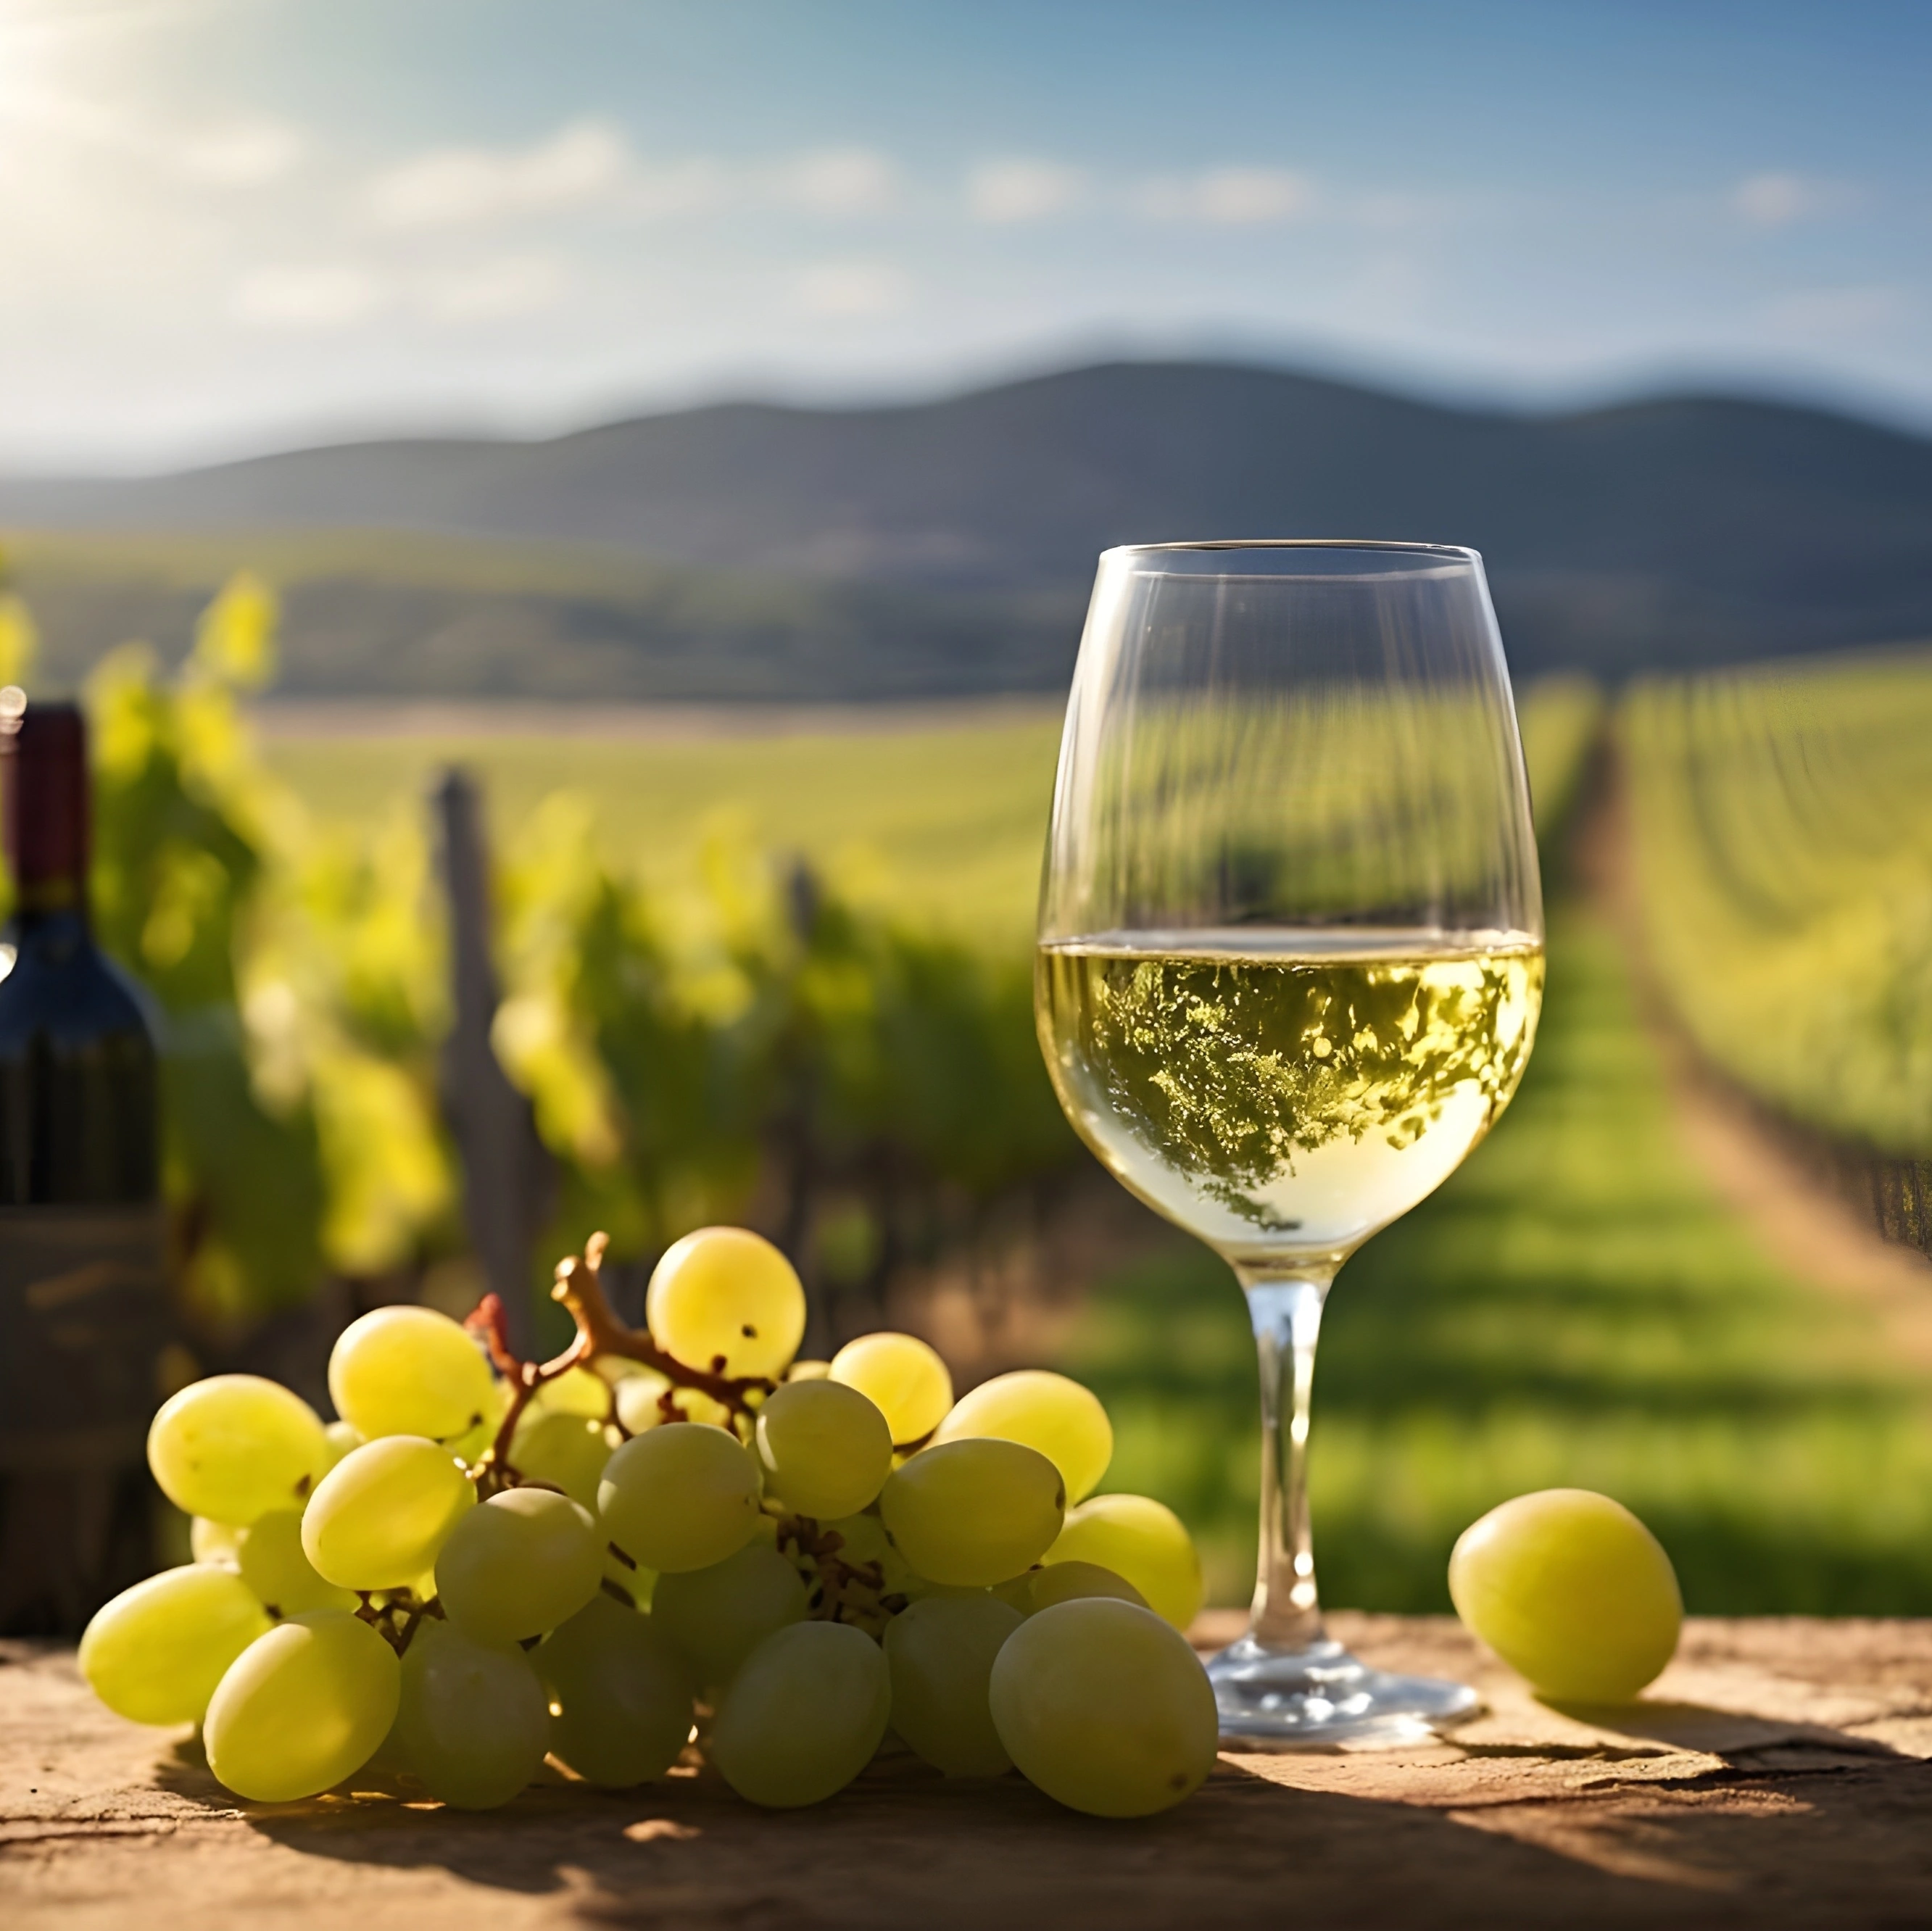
[1103,538,1481,563]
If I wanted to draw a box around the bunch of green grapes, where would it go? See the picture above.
[80,1225,1222,1820]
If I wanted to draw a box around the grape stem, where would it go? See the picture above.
[354,1589,444,1656]
[463,1231,776,1494]
[776,1516,895,1624]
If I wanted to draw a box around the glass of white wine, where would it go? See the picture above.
[1035,541,1545,1748]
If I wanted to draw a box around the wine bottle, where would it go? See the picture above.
[0,696,170,1635]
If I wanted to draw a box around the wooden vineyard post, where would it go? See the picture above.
[434,768,552,1358]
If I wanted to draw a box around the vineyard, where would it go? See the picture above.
[1623,651,1932,1241]
[14,558,1932,1611]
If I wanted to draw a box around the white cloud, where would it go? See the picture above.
[232,262,385,330]
[795,259,910,317]
[628,156,731,219]
[771,147,898,217]
[966,158,1086,224]
[1137,166,1317,225]
[175,117,304,186]
[1733,172,1843,228]
[367,117,630,228]
[1765,283,1907,341]
[418,254,565,322]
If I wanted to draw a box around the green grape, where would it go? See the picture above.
[710,1621,891,1808]
[147,1374,329,1526]
[932,1369,1112,1505]
[191,1516,241,1565]
[321,1420,362,1471]
[755,1379,892,1520]
[393,1620,550,1809]
[990,1571,1035,1614]
[598,1423,763,1573]
[1448,1489,1683,1703]
[328,1305,496,1444]
[829,1332,953,1446]
[236,1509,358,1616]
[1021,1559,1148,1614]
[882,1591,1023,1777]
[989,1599,1217,1817]
[508,1408,612,1511]
[80,1565,272,1725]
[785,1358,832,1382]
[877,1438,1064,1587]
[204,1611,401,1803]
[537,1593,694,1787]
[436,1487,602,1645]
[1045,1494,1203,1631]
[527,1366,612,1421]
[650,1542,808,1691]
[646,1226,805,1379]
[302,1436,474,1591]
[613,1371,671,1434]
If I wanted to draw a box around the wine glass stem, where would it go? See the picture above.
[1239,1267,1335,1651]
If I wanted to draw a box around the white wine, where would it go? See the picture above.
[1036,932,1543,1262]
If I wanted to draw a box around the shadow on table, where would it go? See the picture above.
[149,1723,1932,1930]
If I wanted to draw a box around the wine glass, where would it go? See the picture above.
[1035,541,1543,1748]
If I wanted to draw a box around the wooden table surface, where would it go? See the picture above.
[7,1611,1932,1930]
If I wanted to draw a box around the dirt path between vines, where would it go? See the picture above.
[1571,747,1932,1365]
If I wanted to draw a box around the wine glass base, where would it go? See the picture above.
[1207,1635,1482,1750]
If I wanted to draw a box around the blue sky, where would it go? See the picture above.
[1,0,1927,466]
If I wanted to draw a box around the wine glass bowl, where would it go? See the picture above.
[1035,541,1544,1748]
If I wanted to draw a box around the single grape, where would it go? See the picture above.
[436,1487,603,1645]
[883,1591,1023,1777]
[990,1599,1217,1817]
[236,1509,357,1616]
[80,1565,272,1725]
[598,1423,763,1574]
[147,1374,328,1526]
[932,1369,1112,1505]
[650,1542,808,1691]
[191,1516,241,1565]
[204,1611,401,1803]
[710,1620,892,1808]
[1448,1488,1683,1703]
[829,1332,953,1446]
[785,1358,832,1382]
[1045,1494,1203,1631]
[321,1419,362,1471]
[613,1371,670,1434]
[755,1379,892,1520]
[877,1438,1064,1587]
[302,1436,474,1592]
[508,1408,612,1511]
[646,1226,805,1379]
[392,1620,550,1809]
[1022,1560,1148,1614]
[537,1593,695,1787]
[328,1305,496,1443]
[526,1365,612,1421]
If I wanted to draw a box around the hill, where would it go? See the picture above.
[5,361,1931,695]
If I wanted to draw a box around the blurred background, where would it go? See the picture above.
[2,0,1931,1615]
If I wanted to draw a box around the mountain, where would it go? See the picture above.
[4,361,1931,697]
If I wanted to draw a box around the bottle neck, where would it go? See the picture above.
[3,701,91,932]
